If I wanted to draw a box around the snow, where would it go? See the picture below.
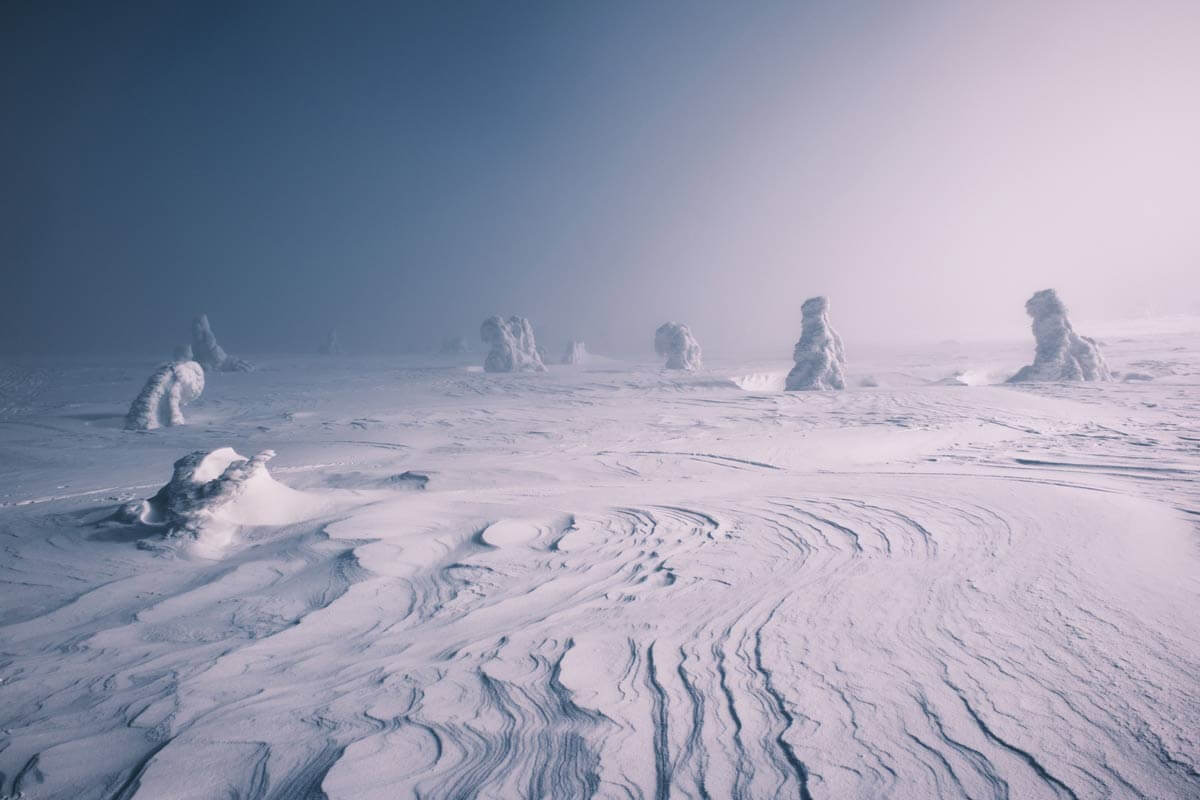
[1009,289,1112,382]
[1,326,1199,799]
[124,360,205,430]
[562,340,588,365]
[480,315,547,373]
[319,329,341,355]
[191,313,255,373]
[786,295,846,391]
[655,321,703,370]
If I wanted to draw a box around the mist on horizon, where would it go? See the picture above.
[3,1,1198,357]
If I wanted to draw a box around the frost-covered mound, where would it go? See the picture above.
[655,322,702,370]
[786,296,846,391]
[561,340,588,365]
[124,361,205,431]
[192,314,254,373]
[119,448,321,555]
[319,329,340,355]
[1009,289,1111,382]
[481,316,546,373]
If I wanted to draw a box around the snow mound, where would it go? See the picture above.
[655,322,702,370]
[192,314,254,373]
[125,361,205,430]
[120,448,322,555]
[729,371,788,392]
[319,329,340,355]
[786,296,846,390]
[562,340,588,365]
[481,316,547,373]
[1009,289,1112,382]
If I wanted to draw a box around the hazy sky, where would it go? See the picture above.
[4,1,1199,355]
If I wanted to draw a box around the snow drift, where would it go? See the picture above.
[562,340,588,365]
[481,316,546,373]
[124,361,205,431]
[1009,289,1112,382]
[786,296,846,390]
[655,322,702,371]
[191,314,254,373]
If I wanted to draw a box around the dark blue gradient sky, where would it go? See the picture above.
[4,1,1199,355]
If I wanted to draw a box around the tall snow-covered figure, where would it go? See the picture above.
[655,322,702,371]
[319,329,340,355]
[786,296,846,391]
[125,361,206,430]
[1009,289,1111,382]
[480,316,547,373]
[192,314,254,372]
[562,340,588,365]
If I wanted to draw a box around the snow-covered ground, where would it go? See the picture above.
[1,329,1198,799]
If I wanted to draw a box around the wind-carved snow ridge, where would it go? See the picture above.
[655,322,702,370]
[319,329,341,355]
[481,316,547,373]
[1009,289,1112,383]
[786,296,846,391]
[124,361,205,431]
[562,340,588,365]
[119,447,321,555]
[191,314,254,373]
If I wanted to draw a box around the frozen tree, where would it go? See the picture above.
[191,314,254,372]
[173,344,194,361]
[480,315,546,373]
[319,329,340,355]
[562,340,588,365]
[440,335,470,354]
[1009,289,1111,382]
[125,361,206,430]
[654,322,702,371]
[786,296,846,391]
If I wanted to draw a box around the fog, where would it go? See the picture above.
[4,1,1199,357]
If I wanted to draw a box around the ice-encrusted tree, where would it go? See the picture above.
[192,314,254,372]
[1009,289,1111,382]
[655,322,702,370]
[785,296,846,391]
[481,316,547,373]
[125,361,206,431]
[561,340,588,365]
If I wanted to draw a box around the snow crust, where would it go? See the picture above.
[1009,289,1112,382]
[561,340,588,365]
[191,314,254,373]
[785,296,846,390]
[654,322,702,370]
[124,360,205,430]
[481,315,546,373]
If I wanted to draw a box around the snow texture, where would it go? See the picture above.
[785,296,846,390]
[481,315,546,373]
[562,340,588,365]
[1009,289,1112,382]
[655,322,702,370]
[191,314,254,373]
[319,329,341,355]
[124,361,205,431]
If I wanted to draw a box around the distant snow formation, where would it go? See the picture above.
[1009,289,1112,382]
[655,322,702,370]
[440,335,470,354]
[125,361,205,431]
[562,340,588,365]
[191,314,254,372]
[173,344,194,361]
[786,296,846,391]
[319,329,340,355]
[481,316,547,373]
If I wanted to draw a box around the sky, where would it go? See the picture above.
[3,0,1199,356]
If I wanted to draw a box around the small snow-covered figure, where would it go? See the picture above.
[654,322,702,371]
[1009,289,1111,382]
[125,361,206,431]
[319,329,340,355]
[192,314,254,372]
[785,296,846,391]
[440,335,469,354]
[562,340,588,365]
[480,315,547,373]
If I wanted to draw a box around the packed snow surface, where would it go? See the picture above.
[786,296,847,391]
[1,326,1199,799]
[124,360,205,430]
[191,313,255,373]
[655,321,703,370]
[1009,289,1112,383]
[481,315,546,373]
